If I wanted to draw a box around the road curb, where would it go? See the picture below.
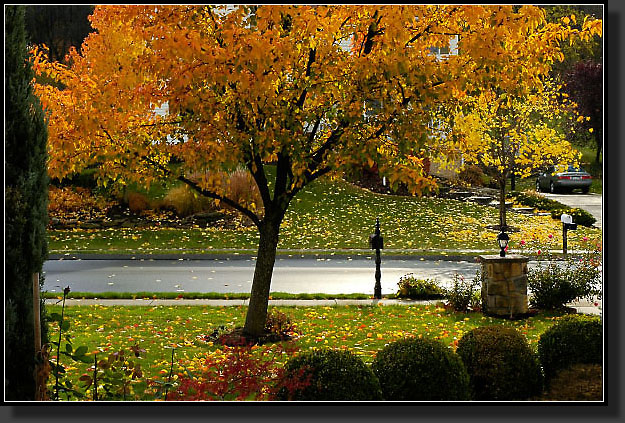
[47,251,594,262]
[48,252,482,262]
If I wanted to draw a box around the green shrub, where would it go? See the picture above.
[396,274,444,300]
[456,326,543,400]
[508,190,563,211]
[550,207,596,227]
[538,314,602,383]
[528,251,601,310]
[528,260,580,310]
[508,191,595,227]
[371,337,470,401]
[277,349,382,401]
[444,272,481,312]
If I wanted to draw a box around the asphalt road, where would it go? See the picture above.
[540,192,602,229]
[42,256,483,296]
[42,193,601,297]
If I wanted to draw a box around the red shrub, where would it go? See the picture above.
[167,343,304,401]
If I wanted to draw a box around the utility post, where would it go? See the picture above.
[561,214,577,257]
[369,218,384,299]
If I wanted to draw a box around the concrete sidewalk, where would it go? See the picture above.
[46,297,602,315]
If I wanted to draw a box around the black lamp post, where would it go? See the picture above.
[369,218,384,299]
[497,231,509,257]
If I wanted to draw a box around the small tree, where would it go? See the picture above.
[5,5,50,400]
[434,80,582,230]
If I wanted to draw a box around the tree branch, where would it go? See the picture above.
[177,173,262,228]
[308,118,349,169]
[244,148,272,210]
[101,127,261,228]
[288,165,332,200]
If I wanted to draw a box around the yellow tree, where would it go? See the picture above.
[432,79,583,231]
[32,5,599,338]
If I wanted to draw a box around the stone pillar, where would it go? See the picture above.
[478,255,529,319]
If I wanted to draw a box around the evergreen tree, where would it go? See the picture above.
[5,5,50,400]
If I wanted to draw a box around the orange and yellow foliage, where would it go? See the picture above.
[32,5,601,222]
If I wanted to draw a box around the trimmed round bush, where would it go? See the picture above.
[371,337,470,401]
[276,349,382,401]
[456,326,543,400]
[538,314,602,383]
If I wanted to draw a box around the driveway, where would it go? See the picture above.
[540,193,602,229]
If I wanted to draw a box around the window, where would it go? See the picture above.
[428,35,459,58]
[429,45,450,55]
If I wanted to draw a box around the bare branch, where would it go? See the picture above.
[102,126,261,228]
[177,174,262,228]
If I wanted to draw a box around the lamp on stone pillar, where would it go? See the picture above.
[497,231,509,257]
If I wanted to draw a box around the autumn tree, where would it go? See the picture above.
[541,5,603,79]
[32,5,599,338]
[432,80,582,231]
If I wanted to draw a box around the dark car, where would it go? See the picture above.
[536,165,592,194]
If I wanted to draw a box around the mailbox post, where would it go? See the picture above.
[369,218,384,299]
[561,214,577,256]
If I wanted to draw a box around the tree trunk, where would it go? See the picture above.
[243,215,281,337]
[499,178,507,231]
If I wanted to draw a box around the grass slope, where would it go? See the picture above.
[48,177,601,255]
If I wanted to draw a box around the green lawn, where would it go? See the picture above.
[46,303,569,401]
[48,177,601,255]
